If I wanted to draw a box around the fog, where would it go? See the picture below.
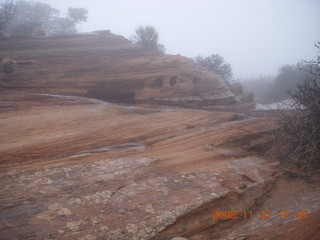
[39,0,319,79]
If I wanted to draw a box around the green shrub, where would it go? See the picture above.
[1,57,16,74]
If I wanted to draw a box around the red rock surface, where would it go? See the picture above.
[0,33,235,108]
[1,33,318,240]
[0,93,279,239]
[190,177,320,240]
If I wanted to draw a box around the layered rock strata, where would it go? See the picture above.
[0,93,279,239]
[0,32,234,108]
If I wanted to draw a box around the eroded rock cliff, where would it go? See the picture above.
[0,32,234,108]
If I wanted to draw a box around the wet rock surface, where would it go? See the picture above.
[190,177,320,240]
[0,93,281,239]
[0,33,235,108]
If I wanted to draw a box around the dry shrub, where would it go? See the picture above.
[229,81,255,103]
[1,57,16,74]
[278,43,320,169]
[32,26,46,36]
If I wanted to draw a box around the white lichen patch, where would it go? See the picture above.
[36,213,53,221]
[197,172,209,178]
[175,205,189,216]
[58,208,72,216]
[68,198,82,205]
[62,167,72,172]
[80,234,96,240]
[186,174,196,179]
[145,204,155,214]
[126,223,138,233]
[108,229,123,240]
[158,186,169,195]
[34,171,45,177]
[174,179,183,184]
[114,170,127,176]
[148,177,168,185]
[100,225,109,231]
[136,228,150,238]
[84,194,101,203]
[96,190,111,200]
[162,211,176,223]
[144,227,153,234]
[48,203,63,211]
[210,192,218,197]
[28,177,53,186]
[90,216,101,225]
[39,190,48,194]
[66,221,82,231]
[156,215,165,224]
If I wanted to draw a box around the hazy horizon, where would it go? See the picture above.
[37,0,320,79]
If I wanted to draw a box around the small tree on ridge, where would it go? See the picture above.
[195,54,233,82]
[133,25,165,53]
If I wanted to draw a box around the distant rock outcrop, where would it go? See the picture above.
[0,32,235,108]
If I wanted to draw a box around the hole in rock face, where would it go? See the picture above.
[150,77,163,89]
[193,77,200,83]
[169,76,177,86]
[87,82,136,104]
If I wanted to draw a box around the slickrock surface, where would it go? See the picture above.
[190,177,320,240]
[0,32,234,108]
[0,93,279,240]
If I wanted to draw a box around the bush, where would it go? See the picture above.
[32,26,46,36]
[133,25,165,53]
[278,42,320,169]
[195,54,233,83]
[228,81,255,103]
[1,57,16,74]
[229,82,244,95]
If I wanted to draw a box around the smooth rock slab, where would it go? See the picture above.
[0,93,279,239]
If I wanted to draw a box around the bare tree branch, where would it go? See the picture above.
[278,43,320,169]
[0,0,16,32]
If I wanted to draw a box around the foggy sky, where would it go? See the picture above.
[40,0,320,79]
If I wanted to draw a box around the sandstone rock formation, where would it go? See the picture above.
[0,93,279,240]
[1,33,317,240]
[0,32,234,108]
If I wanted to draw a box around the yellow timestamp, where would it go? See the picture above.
[212,210,309,220]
